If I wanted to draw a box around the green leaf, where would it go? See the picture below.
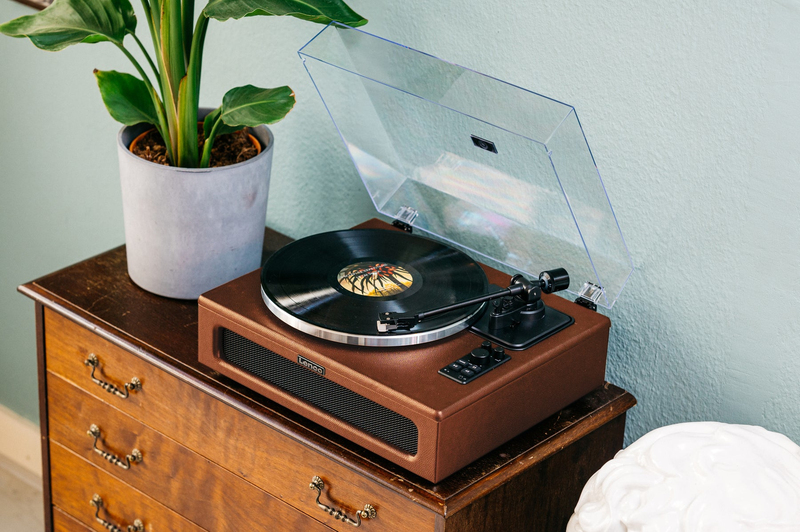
[176,76,199,167]
[0,0,136,51]
[203,0,367,26]
[94,70,158,126]
[219,84,296,128]
[202,107,219,138]
[199,105,242,167]
[82,35,111,44]
[202,107,239,138]
[199,85,294,167]
[160,0,185,102]
[182,0,194,63]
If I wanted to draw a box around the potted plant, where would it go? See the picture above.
[1,0,366,298]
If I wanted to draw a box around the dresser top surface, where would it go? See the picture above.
[19,223,636,512]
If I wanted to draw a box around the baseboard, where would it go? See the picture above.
[0,403,42,479]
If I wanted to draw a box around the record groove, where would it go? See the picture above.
[261,229,489,346]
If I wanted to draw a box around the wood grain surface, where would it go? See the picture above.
[12,0,52,10]
[47,372,334,532]
[53,506,94,532]
[45,308,436,532]
[20,224,637,531]
[50,442,207,532]
[440,415,627,531]
[36,302,54,531]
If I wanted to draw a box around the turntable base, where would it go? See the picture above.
[199,220,618,482]
[20,229,636,532]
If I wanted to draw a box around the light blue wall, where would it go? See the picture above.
[1,0,798,445]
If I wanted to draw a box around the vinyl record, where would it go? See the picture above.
[261,229,489,346]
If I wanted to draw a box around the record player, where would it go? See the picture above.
[198,23,633,483]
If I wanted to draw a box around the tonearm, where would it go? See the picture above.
[377,268,570,333]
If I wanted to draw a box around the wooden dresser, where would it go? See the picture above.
[19,227,636,532]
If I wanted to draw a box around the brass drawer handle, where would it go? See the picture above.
[84,353,142,398]
[90,494,144,532]
[87,425,142,470]
[309,476,376,527]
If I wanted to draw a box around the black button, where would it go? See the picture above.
[460,368,475,377]
[492,346,506,361]
[458,358,470,365]
[450,363,463,370]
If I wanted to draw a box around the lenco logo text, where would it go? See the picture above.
[297,356,325,376]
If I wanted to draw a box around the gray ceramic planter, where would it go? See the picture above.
[118,116,273,299]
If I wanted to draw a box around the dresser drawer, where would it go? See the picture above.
[45,309,436,532]
[50,441,207,531]
[53,507,93,532]
[48,371,334,532]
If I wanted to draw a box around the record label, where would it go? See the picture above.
[337,262,412,297]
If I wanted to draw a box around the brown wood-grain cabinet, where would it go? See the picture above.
[20,227,636,532]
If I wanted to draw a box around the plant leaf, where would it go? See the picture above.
[176,76,199,167]
[199,86,294,167]
[0,0,136,51]
[94,70,158,126]
[202,107,220,138]
[199,105,241,167]
[219,85,296,128]
[202,107,239,138]
[203,0,367,26]
[160,0,185,102]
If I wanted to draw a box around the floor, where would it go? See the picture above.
[0,454,43,531]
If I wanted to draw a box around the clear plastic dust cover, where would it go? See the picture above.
[298,23,633,309]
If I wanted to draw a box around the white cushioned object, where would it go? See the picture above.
[567,422,800,532]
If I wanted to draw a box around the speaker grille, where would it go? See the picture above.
[221,329,418,455]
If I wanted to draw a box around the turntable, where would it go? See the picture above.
[198,23,633,483]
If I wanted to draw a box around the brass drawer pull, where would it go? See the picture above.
[87,425,142,470]
[309,476,376,527]
[90,494,144,532]
[84,353,142,398]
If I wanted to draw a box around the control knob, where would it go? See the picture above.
[469,345,491,367]
[492,345,505,361]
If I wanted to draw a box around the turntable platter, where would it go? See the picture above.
[260,229,489,346]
